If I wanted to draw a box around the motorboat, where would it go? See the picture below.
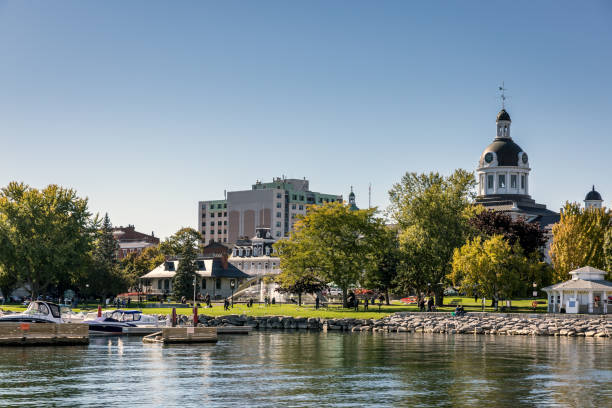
[84,310,163,334]
[0,301,64,324]
[60,305,86,323]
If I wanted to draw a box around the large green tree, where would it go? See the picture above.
[450,235,539,309]
[361,224,399,305]
[0,182,96,297]
[549,202,611,282]
[388,170,476,306]
[274,202,380,307]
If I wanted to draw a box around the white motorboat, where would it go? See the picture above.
[84,310,164,334]
[0,301,64,324]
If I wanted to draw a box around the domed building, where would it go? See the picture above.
[584,185,603,209]
[475,109,560,228]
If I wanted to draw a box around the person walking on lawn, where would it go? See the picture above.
[427,296,434,312]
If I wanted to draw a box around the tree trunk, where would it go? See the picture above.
[434,288,444,307]
[298,292,302,307]
[385,287,390,305]
[342,287,348,308]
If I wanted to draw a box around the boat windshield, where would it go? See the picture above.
[24,302,49,316]
[109,311,141,322]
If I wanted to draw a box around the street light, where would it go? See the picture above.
[230,279,236,308]
[193,275,197,306]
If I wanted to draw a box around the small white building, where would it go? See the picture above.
[140,256,250,300]
[543,266,612,314]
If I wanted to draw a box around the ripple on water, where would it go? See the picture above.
[0,332,611,407]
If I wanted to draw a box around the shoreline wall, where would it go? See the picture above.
[176,312,611,338]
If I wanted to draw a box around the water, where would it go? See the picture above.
[0,332,610,407]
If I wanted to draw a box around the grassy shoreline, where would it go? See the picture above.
[0,296,548,319]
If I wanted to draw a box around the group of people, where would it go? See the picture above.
[346,291,386,311]
[418,296,436,312]
[454,305,466,316]
[263,296,276,306]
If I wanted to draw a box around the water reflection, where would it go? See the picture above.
[0,332,610,407]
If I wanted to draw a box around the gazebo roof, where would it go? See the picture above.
[542,279,612,292]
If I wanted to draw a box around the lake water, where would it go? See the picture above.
[0,332,610,407]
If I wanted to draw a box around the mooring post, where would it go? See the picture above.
[172,307,177,327]
[193,306,198,327]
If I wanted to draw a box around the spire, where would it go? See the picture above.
[348,186,358,210]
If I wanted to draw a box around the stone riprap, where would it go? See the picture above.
[167,312,611,338]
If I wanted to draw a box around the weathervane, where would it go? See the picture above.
[498,81,507,109]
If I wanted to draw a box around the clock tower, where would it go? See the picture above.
[474,108,559,227]
[476,109,531,200]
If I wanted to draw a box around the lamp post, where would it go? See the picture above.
[230,279,236,308]
[193,275,197,306]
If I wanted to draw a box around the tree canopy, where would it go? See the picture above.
[0,182,96,297]
[549,202,611,282]
[120,245,165,289]
[388,170,476,305]
[274,202,381,307]
[469,208,547,258]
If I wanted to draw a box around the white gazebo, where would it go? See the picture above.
[543,266,612,314]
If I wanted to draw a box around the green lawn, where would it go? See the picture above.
[0,296,548,319]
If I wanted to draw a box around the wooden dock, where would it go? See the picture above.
[142,327,218,344]
[0,322,89,346]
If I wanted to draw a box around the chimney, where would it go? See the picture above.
[221,253,228,269]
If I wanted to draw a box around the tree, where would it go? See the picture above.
[362,224,399,305]
[468,208,552,296]
[164,228,202,300]
[275,275,327,306]
[605,228,612,275]
[388,170,476,306]
[469,209,547,258]
[0,182,96,298]
[450,235,540,308]
[121,245,165,289]
[0,265,18,302]
[274,202,380,308]
[549,202,611,282]
[73,213,128,301]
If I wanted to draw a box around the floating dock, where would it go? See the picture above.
[0,322,89,346]
[142,327,218,344]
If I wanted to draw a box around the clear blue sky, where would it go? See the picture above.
[1,1,611,239]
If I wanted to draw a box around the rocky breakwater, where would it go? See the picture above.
[167,313,611,338]
[378,313,611,337]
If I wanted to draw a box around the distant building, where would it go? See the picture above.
[112,225,160,259]
[584,186,604,209]
[475,108,560,228]
[229,227,281,276]
[139,255,249,300]
[198,177,342,244]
